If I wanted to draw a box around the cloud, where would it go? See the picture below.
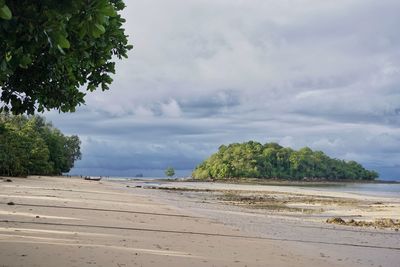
[46,0,400,179]
[160,99,182,117]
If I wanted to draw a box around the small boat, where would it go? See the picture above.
[84,176,102,181]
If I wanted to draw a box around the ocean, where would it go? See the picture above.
[311,183,400,198]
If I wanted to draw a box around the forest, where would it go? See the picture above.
[192,141,378,180]
[0,114,81,177]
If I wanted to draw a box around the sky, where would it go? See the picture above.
[47,0,400,179]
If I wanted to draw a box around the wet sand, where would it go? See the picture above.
[142,181,400,224]
[0,176,399,266]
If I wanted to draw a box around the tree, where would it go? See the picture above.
[165,167,175,178]
[63,135,82,172]
[192,141,379,180]
[0,122,28,176]
[20,118,52,174]
[0,113,81,176]
[0,0,132,114]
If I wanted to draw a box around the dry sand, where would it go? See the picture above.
[0,176,399,267]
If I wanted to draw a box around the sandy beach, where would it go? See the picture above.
[0,176,399,267]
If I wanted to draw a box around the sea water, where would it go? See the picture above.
[312,183,400,198]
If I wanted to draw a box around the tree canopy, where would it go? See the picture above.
[0,113,81,176]
[0,0,132,114]
[192,141,378,181]
[165,167,175,178]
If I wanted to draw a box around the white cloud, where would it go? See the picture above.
[160,99,182,118]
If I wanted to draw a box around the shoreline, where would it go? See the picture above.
[130,179,400,198]
[181,177,400,185]
[1,176,399,266]
[61,175,400,184]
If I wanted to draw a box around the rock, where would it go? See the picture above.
[7,202,15,205]
[5,179,12,182]
[375,218,396,227]
[326,217,346,224]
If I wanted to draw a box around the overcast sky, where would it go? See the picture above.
[47,0,400,179]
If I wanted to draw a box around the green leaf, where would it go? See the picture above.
[92,23,106,37]
[19,55,32,69]
[78,25,88,38]
[102,5,117,17]
[55,34,70,49]
[0,4,12,20]
[5,51,12,62]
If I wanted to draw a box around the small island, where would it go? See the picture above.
[192,141,378,181]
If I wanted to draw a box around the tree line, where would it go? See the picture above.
[192,141,378,180]
[0,114,81,176]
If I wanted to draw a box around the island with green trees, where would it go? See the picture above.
[192,141,378,180]
[0,114,81,177]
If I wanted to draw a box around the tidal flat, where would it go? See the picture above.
[139,181,400,230]
[127,180,400,266]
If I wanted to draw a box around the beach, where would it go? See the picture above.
[0,176,399,267]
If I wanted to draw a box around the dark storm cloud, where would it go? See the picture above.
[179,89,241,117]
